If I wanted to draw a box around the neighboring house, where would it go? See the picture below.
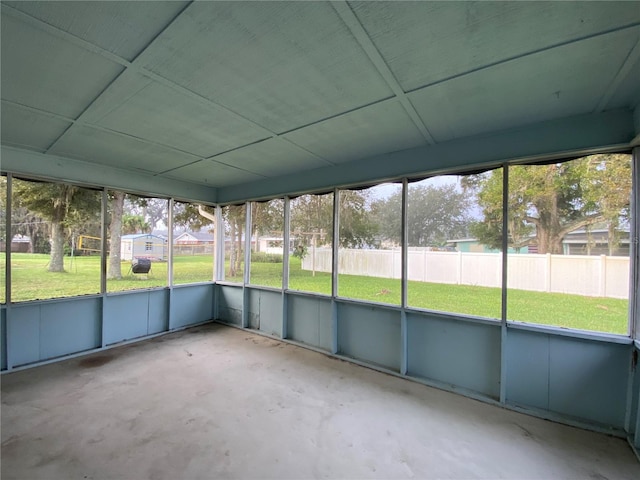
[448,227,629,256]
[174,231,215,255]
[121,233,167,261]
[255,236,294,255]
[174,231,214,245]
[561,228,630,256]
[446,238,523,254]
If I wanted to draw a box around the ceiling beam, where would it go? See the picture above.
[215,109,635,204]
[1,146,217,203]
[595,35,640,112]
[331,1,436,145]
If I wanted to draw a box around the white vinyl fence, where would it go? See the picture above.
[302,248,629,299]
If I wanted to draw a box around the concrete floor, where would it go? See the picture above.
[2,323,639,480]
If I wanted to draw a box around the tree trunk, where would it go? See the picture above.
[48,221,65,272]
[608,222,617,256]
[108,191,125,279]
[228,220,237,278]
[235,219,243,275]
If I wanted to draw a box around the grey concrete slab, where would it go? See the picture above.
[3,323,637,479]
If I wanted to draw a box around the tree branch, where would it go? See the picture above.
[558,213,604,238]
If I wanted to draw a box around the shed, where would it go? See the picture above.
[120,234,167,261]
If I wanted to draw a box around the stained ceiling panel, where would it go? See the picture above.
[0,102,72,152]
[351,1,640,92]
[95,79,270,158]
[285,99,426,164]
[605,56,640,110]
[49,125,199,174]
[212,139,329,177]
[3,1,188,61]
[139,1,392,133]
[408,28,640,143]
[0,12,124,118]
[162,160,266,188]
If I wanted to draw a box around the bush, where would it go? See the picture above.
[251,252,283,263]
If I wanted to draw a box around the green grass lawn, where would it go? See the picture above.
[0,253,629,335]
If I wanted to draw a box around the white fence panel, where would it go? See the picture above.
[424,252,459,284]
[604,256,629,299]
[507,254,547,292]
[550,255,601,297]
[460,253,501,288]
[300,248,629,299]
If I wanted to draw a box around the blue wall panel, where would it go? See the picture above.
[170,285,213,329]
[548,336,629,429]
[407,313,501,398]
[248,289,260,330]
[217,285,243,326]
[505,327,630,429]
[246,289,282,337]
[39,298,101,360]
[1,307,6,371]
[505,329,550,409]
[629,348,639,439]
[338,302,400,372]
[9,304,41,366]
[287,294,332,351]
[148,290,168,334]
[104,293,151,345]
[10,299,101,367]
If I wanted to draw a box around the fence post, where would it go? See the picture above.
[457,250,462,285]
[545,253,552,292]
[422,249,427,282]
[599,255,607,297]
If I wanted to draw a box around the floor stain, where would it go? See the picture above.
[78,355,114,368]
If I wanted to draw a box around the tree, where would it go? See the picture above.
[12,180,100,271]
[469,154,631,254]
[124,197,167,232]
[290,191,378,249]
[373,183,472,246]
[121,214,150,234]
[466,170,533,252]
[250,199,284,253]
[224,205,246,278]
[338,190,378,248]
[107,191,125,279]
[290,193,333,248]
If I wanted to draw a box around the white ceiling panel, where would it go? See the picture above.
[95,79,270,158]
[212,139,329,177]
[139,1,392,133]
[162,160,266,188]
[351,1,640,92]
[49,125,199,174]
[1,102,71,152]
[285,99,426,164]
[408,28,640,143]
[0,13,124,118]
[4,1,188,61]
